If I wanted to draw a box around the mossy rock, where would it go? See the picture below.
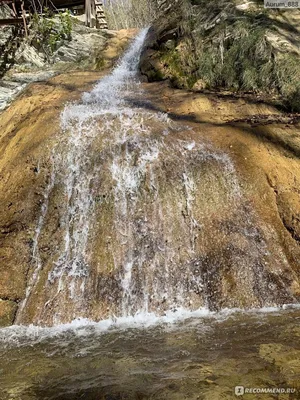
[0,300,17,327]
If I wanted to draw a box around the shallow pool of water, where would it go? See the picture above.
[0,307,299,399]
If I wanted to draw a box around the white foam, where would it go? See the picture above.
[1,304,299,347]
[184,141,195,151]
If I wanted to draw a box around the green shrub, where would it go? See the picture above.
[180,14,276,92]
[30,10,72,55]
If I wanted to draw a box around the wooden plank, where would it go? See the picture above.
[0,0,108,29]
[47,0,85,8]
[20,0,28,36]
[0,17,23,25]
[0,0,86,8]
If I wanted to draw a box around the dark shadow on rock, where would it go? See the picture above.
[33,387,147,400]
[126,82,300,159]
[227,123,300,158]
[0,26,23,79]
[123,96,200,123]
[42,80,88,93]
[123,94,300,160]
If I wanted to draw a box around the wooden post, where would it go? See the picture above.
[20,0,28,37]
[85,0,90,26]
[91,0,96,27]
[85,0,99,28]
[11,0,18,17]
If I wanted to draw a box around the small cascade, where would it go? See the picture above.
[16,28,298,326]
[15,158,56,324]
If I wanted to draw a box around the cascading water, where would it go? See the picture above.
[15,28,298,326]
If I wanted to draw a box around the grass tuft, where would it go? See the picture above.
[154,0,300,112]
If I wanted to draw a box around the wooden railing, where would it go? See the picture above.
[0,0,108,29]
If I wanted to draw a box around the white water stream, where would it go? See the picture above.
[14,28,298,326]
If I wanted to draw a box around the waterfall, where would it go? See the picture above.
[15,28,298,326]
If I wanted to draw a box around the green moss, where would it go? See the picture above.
[161,50,183,75]
[147,68,166,82]
[94,56,105,71]
[187,75,198,89]
[159,48,195,87]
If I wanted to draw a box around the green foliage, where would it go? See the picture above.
[180,11,275,92]
[94,55,105,70]
[30,10,72,55]
[161,48,197,88]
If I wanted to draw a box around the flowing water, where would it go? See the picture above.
[12,28,298,326]
[0,307,300,399]
[1,29,300,399]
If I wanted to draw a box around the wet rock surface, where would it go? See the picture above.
[0,28,299,327]
[0,61,299,326]
[0,300,17,327]
[0,30,137,326]
[276,191,300,242]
